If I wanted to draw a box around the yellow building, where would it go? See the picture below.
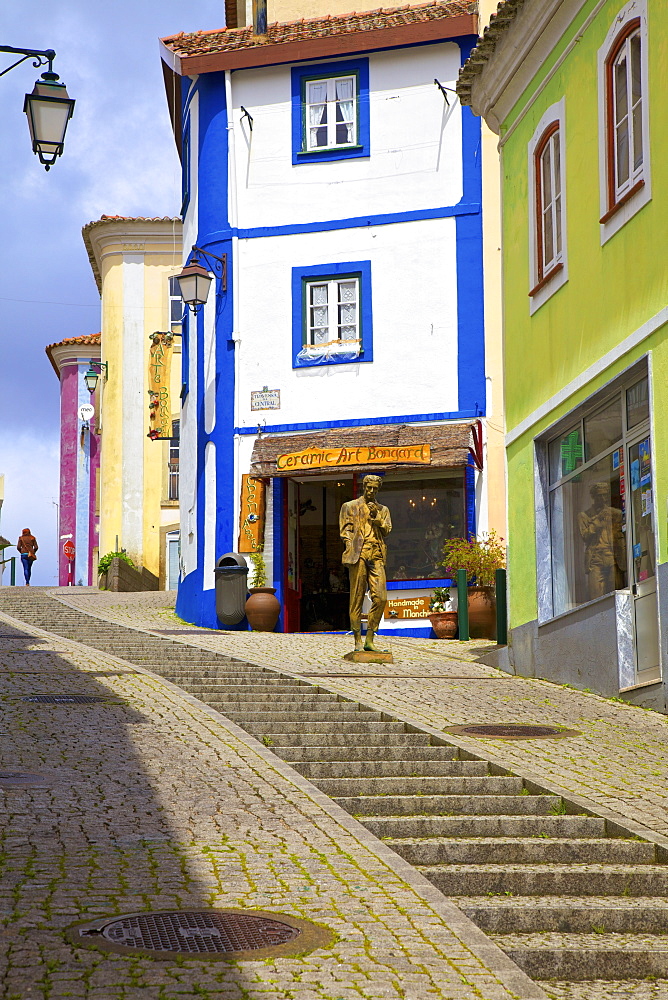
[82,216,183,588]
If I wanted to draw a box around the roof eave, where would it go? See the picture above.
[163,13,477,75]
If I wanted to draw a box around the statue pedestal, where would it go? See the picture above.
[343,650,394,664]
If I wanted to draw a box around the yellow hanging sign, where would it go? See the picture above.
[148,332,173,439]
[239,475,266,552]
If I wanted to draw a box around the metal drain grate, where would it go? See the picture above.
[446,723,580,740]
[0,772,49,786]
[98,911,299,954]
[23,695,110,704]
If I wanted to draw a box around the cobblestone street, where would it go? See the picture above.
[0,590,541,1000]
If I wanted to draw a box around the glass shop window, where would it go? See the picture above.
[547,390,636,617]
[381,474,466,582]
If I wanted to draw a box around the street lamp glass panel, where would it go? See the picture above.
[24,77,75,169]
[84,370,98,394]
[176,261,213,307]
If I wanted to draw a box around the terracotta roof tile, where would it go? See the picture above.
[457,0,526,105]
[162,1,475,56]
[45,334,101,378]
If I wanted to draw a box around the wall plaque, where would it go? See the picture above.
[251,387,280,411]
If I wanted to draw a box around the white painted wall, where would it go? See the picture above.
[235,217,459,430]
[230,43,463,229]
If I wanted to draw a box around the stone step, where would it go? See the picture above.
[215,711,384,724]
[339,794,561,817]
[385,837,656,866]
[179,691,344,703]
[459,896,668,934]
[314,775,522,797]
[276,745,458,762]
[360,814,607,840]
[160,679,304,689]
[420,864,668,897]
[497,932,668,981]
[539,983,668,1000]
[242,720,407,735]
[264,733,432,747]
[293,761,488,779]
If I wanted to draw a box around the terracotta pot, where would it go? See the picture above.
[467,586,496,640]
[428,611,458,639]
[245,587,280,632]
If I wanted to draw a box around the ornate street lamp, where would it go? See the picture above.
[84,360,108,394]
[175,246,227,312]
[1,45,75,169]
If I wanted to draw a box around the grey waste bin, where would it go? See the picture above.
[214,552,249,626]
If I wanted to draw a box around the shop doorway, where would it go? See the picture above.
[626,432,660,682]
[284,477,353,632]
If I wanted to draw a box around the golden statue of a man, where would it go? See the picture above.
[339,474,392,652]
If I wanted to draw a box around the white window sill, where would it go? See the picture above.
[529,259,568,315]
[600,176,651,245]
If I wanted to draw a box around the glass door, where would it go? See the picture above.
[627,433,660,681]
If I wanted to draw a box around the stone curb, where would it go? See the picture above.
[9,597,548,1000]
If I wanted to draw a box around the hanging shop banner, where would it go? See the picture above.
[276,443,431,472]
[148,332,174,439]
[238,475,266,552]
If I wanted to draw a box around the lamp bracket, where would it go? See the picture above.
[190,245,228,292]
[0,45,56,79]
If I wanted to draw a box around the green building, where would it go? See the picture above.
[458,0,667,709]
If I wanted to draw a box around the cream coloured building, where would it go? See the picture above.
[82,216,183,588]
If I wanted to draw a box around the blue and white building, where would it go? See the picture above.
[160,0,502,633]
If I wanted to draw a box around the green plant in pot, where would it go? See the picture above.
[245,548,280,632]
[441,532,506,640]
[428,586,457,639]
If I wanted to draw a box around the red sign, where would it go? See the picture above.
[63,540,76,561]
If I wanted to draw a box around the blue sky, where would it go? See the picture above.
[0,1,224,583]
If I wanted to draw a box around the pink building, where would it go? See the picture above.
[46,334,101,585]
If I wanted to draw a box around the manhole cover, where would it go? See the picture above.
[71,909,333,961]
[23,695,110,704]
[445,724,580,740]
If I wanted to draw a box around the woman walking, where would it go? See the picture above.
[17,528,38,586]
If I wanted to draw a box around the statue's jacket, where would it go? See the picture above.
[339,497,392,566]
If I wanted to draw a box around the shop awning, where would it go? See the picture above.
[250,421,477,477]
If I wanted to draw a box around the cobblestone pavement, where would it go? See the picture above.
[55,589,668,845]
[0,599,543,1000]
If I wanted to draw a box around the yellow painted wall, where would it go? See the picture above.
[87,220,182,584]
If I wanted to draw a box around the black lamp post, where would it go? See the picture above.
[1,45,75,170]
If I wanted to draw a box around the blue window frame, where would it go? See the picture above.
[292,260,373,368]
[181,121,191,216]
[291,58,370,165]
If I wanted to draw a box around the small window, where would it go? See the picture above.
[291,261,373,368]
[535,124,563,286]
[528,100,567,311]
[306,277,359,349]
[607,23,643,209]
[169,276,183,331]
[181,123,191,215]
[291,59,369,165]
[168,419,180,502]
[598,3,650,238]
[305,76,356,151]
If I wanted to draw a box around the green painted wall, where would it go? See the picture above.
[498,0,668,627]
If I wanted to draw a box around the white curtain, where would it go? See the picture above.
[335,78,354,143]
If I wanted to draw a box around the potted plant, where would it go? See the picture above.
[428,586,457,639]
[244,549,280,631]
[441,531,506,640]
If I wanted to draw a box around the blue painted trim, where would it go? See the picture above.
[236,409,478,435]
[388,578,452,591]
[291,58,370,165]
[200,203,479,244]
[465,462,476,539]
[378,626,433,638]
[272,478,286,632]
[455,38,486,418]
[291,260,372,369]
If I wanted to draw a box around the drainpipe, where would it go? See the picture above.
[225,69,243,546]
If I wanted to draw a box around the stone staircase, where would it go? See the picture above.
[3,588,668,998]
